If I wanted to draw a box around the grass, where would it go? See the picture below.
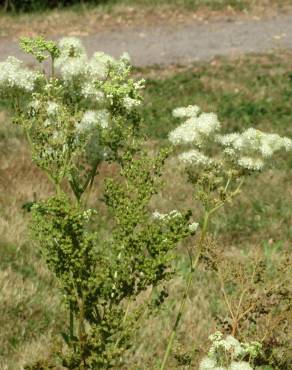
[141,53,292,140]
[0,1,291,39]
[0,51,291,368]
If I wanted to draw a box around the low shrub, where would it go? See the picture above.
[0,0,109,12]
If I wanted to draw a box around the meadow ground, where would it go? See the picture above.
[0,0,291,39]
[0,48,291,368]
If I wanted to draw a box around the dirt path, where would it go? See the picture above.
[1,14,292,67]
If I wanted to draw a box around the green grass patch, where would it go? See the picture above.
[106,0,249,11]
[140,53,292,140]
[0,241,65,365]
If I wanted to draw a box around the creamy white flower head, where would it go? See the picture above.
[260,133,292,157]
[193,112,221,136]
[218,129,292,161]
[199,357,217,370]
[209,331,237,358]
[81,81,104,101]
[47,101,59,116]
[77,111,97,132]
[223,335,244,358]
[168,210,182,218]
[169,119,201,145]
[28,99,41,115]
[134,79,145,90]
[223,147,236,157]
[58,56,87,80]
[87,52,114,80]
[96,109,110,129]
[169,110,221,146]
[230,361,253,370]
[123,96,141,110]
[209,331,224,342]
[189,222,199,232]
[237,156,264,171]
[0,56,38,92]
[120,52,131,62]
[282,137,292,151]
[55,38,88,79]
[216,133,241,146]
[152,211,167,220]
[179,149,213,166]
[173,105,200,118]
[58,37,86,59]
[152,210,182,221]
[240,128,261,148]
[77,109,109,132]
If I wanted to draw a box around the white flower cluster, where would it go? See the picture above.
[178,149,213,166]
[58,37,86,58]
[169,104,292,172]
[199,359,253,370]
[54,37,142,110]
[28,98,41,116]
[54,37,87,80]
[134,79,145,90]
[208,332,243,359]
[199,332,261,370]
[0,56,38,92]
[152,209,182,220]
[88,52,115,79]
[55,37,130,84]
[169,106,221,146]
[81,82,104,101]
[189,221,199,232]
[46,101,59,116]
[173,105,200,118]
[217,128,292,171]
[123,96,141,110]
[153,210,198,232]
[58,57,87,81]
[80,208,98,222]
[76,109,110,133]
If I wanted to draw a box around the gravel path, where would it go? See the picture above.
[1,14,292,66]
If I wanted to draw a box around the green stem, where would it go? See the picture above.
[70,302,74,341]
[113,299,131,351]
[51,56,55,79]
[160,177,244,368]
[160,272,193,370]
[160,212,210,370]
[123,299,131,324]
[25,128,33,149]
[82,161,99,208]
[209,178,244,217]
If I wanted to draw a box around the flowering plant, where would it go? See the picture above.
[159,105,291,369]
[1,36,291,369]
[0,37,197,369]
[199,331,262,370]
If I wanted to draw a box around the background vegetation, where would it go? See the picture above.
[1,0,290,13]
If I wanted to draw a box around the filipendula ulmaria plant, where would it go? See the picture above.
[0,37,197,368]
[160,105,292,369]
[199,248,291,369]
